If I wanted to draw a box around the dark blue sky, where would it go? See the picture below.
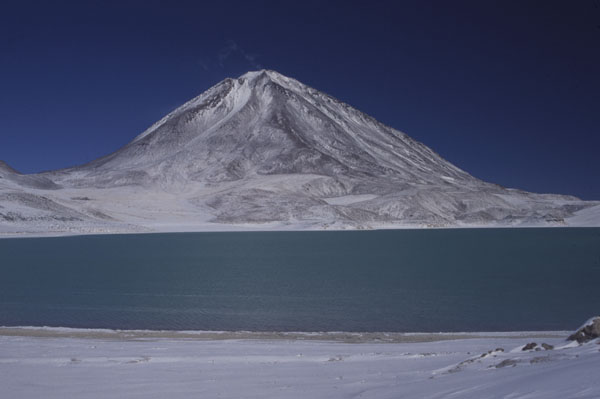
[1,1,598,199]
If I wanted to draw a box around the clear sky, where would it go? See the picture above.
[1,0,598,199]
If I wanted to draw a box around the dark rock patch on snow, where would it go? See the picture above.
[568,317,600,343]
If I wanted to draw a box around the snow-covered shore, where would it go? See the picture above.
[1,328,598,398]
[1,216,599,239]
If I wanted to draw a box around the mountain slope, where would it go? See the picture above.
[1,70,598,234]
[51,71,473,186]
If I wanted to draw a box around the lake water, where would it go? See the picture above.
[1,229,599,332]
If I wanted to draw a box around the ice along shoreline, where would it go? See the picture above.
[1,223,600,240]
[0,326,569,343]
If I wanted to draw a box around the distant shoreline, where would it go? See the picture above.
[1,224,598,240]
[0,326,569,343]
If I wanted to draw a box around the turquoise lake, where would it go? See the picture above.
[1,228,599,332]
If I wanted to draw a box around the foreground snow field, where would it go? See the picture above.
[1,329,598,399]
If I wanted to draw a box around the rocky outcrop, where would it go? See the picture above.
[567,317,600,343]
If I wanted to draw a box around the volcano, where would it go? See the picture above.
[1,70,598,234]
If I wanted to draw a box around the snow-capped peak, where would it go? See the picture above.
[2,70,595,234]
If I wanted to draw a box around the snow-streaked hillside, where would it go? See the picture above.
[1,70,598,235]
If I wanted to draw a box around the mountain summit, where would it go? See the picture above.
[58,70,473,187]
[1,70,598,233]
